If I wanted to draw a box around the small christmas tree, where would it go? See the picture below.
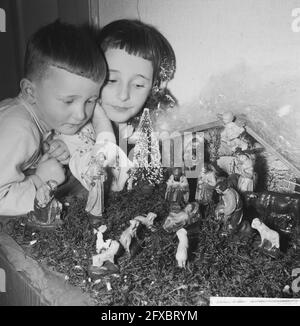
[129,108,163,188]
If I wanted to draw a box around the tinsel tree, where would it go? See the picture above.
[129,108,163,187]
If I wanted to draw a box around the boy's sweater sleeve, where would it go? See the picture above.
[0,123,39,216]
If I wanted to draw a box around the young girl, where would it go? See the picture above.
[61,20,177,202]
[98,19,176,144]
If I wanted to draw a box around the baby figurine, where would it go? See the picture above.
[219,111,247,156]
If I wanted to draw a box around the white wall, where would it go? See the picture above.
[98,0,300,104]
[98,0,300,170]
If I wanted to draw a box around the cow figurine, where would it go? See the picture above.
[251,218,280,251]
[244,191,300,226]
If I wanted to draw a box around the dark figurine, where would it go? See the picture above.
[163,201,200,233]
[215,180,243,236]
[165,167,189,209]
[243,191,300,221]
[27,180,63,230]
[195,163,217,205]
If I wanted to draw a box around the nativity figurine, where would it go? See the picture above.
[219,111,248,156]
[84,152,108,219]
[251,218,280,250]
[92,240,120,268]
[215,180,243,236]
[195,163,217,206]
[119,219,140,254]
[231,150,255,192]
[165,167,189,209]
[163,202,200,233]
[134,212,157,232]
[175,228,188,269]
[27,179,63,229]
[94,225,111,254]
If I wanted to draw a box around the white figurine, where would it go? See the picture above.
[84,152,108,217]
[119,219,140,253]
[94,225,111,254]
[134,212,157,231]
[251,218,280,250]
[175,228,188,268]
[92,240,120,268]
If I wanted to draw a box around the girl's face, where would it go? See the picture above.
[101,48,153,124]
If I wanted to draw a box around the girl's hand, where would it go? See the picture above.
[45,139,70,165]
[35,183,53,207]
[36,157,66,186]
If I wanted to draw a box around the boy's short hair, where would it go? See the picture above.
[24,20,106,83]
[99,19,176,86]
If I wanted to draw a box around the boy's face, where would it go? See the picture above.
[33,66,101,135]
[101,48,153,124]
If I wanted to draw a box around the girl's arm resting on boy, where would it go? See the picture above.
[93,103,116,144]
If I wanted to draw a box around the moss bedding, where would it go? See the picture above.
[8,182,300,306]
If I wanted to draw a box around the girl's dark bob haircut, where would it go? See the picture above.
[99,19,176,86]
[24,20,107,83]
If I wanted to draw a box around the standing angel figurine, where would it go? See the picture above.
[84,152,108,217]
[165,167,189,208]
[195,163,217,205]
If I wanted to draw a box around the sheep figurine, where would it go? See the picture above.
[92,240,120,268]
[175,228,188,268]
[94,225,111,254]
[251,218,280,250]
[119,219,140,253]
[134,212,157,231]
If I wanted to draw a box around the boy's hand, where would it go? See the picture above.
[36,157,66,186]
[44,139,70,165]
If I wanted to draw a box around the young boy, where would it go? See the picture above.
[0,20,108,217]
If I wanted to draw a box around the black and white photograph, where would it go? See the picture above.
[0,0,300,309]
